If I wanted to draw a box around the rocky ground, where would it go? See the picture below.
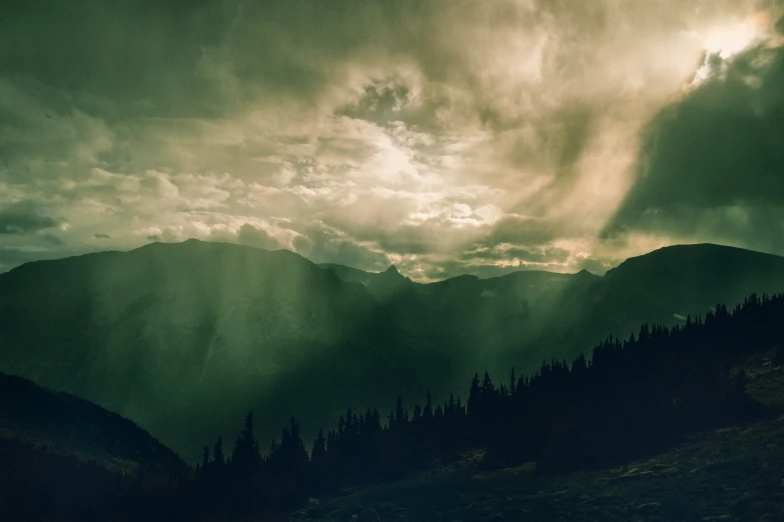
[290,351,784,521]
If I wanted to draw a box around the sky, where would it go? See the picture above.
[1,0,783,281]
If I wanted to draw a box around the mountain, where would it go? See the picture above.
[322,264,598,342]
[0,240,449,461]
[321,244,784,374]
[0,372,184,475]
[535,244,784,364]
[3,240,784,462]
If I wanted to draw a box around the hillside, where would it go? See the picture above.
[0,372,185,474]
[290,349,784,521]
[537,244,784,363]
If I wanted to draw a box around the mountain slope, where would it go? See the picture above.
[0,240,449,461]
[536,244,784,363]
[0,372,184,475]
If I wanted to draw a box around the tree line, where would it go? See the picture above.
[182,293,779,519]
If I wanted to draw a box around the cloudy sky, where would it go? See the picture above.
[1,0,783,280]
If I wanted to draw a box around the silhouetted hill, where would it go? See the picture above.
[0,372,184,475]
[539,244,784,363]
[0,240,448,461]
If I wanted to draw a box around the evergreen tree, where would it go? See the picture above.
[213,437,224,468]
[423,391,433,421]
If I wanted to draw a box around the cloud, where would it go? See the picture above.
[292,224,390,271]
[0,202,60,235]
[1,0,782,277]
[603,41,784,254]
[237,223,280,250]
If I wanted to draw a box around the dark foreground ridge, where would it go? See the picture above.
[292,357,784,522]
[0,372,185,474]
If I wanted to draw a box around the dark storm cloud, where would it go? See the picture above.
[0,202,60,235]
[0,0,434,118]
[604,43,784,252]
[0,0,231,117]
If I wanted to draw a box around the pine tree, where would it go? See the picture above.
[467,373,481,417]
[423,391,433,421]
[509,368,516,396]
[201,445,210,471]
[213,437,225,468]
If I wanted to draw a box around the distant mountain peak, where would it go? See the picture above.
[376,265,408,284]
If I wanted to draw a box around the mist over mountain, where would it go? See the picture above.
[3,240,784,461]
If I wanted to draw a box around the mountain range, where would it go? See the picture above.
[2,240,784,461]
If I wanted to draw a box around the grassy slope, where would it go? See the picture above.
[290,350,784,522]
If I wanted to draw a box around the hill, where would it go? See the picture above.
[290,349,784,522]
[0,372,184,474]
[0,372,188,521]
[537,244,784,363]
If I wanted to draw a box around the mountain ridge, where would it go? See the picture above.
[8,239,775,285]
[3,239,784,461]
